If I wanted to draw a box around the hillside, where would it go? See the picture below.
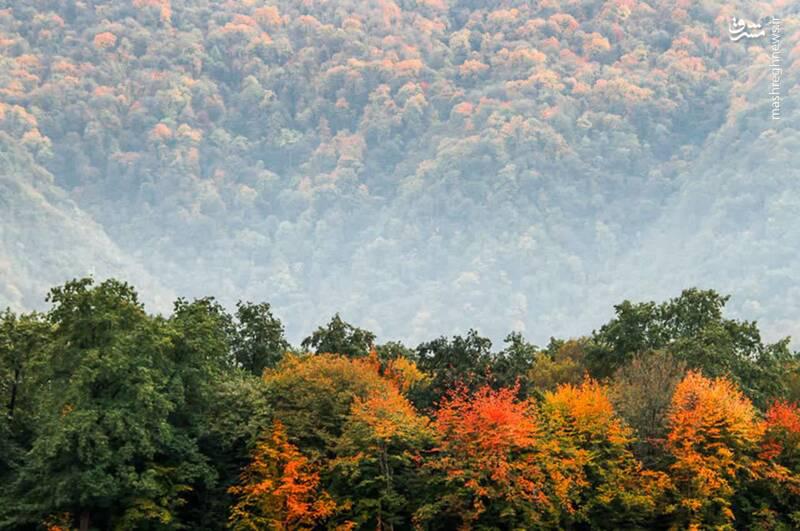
[0,0,798,343]
[0,134,170,310]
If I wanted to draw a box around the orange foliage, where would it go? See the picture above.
[761,400,800,461]
[584,33,611,57]
[766,401,800,435]
[488,9,520,25]
[297,15,322,30]
[459,59,489,77]
[666,372,764,528]
[253,6,282,27]
[93,32,117,50]
[221,17,258,37]
[348,388,429,442]
[549,13,579,32]
[378,0,402,27]
[435,385,538,456]
[452,101,473,116]
[175,125,201,145]
[432,385,546,523]
[392,58,423,77]
[542,380,668,523]
[508,47,547,66]
[149,123,173,141]
[42,513,72,531]
[228,421,337,530]
[93,85,114,98]
[52,59,77,75]
[133,0,171,23]
[541,106,559,120]
[545,379,629,438]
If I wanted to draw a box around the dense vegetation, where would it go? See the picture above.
[2,278,800,529]
[1,0,799,345]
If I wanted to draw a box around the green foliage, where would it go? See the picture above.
[230,301,289,375]
[489,332,539,397]
[0,278,799,529]
[263,353,388,457]
[301,314,375,358]
[414,329,493,409]
[589,289,795,406]
[0,309,49,526]
[8,279,212,529]
[527,338,588,394]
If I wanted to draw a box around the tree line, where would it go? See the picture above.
[1,278,799,529]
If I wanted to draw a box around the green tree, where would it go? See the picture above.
[301,314,375,358]
[231,301,289,376]
[0,310,50,527]
[163,296,240,529]
[415,330,493,409]
[0,310,49,423]
[589,289,795,406]
[489,332,538,396]
[9,279,212,530]
[527,338,589,394]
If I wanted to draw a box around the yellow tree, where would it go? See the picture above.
[262,354,390,455]
[666,371,764,529]
[541,379,667,528]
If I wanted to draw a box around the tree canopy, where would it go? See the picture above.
[0,278,798,529]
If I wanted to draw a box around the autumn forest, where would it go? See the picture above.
[2,0,800,529]
[1,279,800,529]
[1,0,799,345]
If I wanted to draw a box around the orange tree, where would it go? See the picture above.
[262,353,432,528]
[741,400,800,528]
[333,387,433,530]
[228,420,337,530]
[665,371,765,529]
[419,384,549,528]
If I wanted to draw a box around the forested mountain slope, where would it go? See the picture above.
[0,134,170,310]
[0,0,797,343]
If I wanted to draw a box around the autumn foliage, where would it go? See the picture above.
[228,421,337,530]
[666,372,765,528]
[430,385,545,526]
[2,280,799,529]
[542,380,668,527]
[234,359,800,529]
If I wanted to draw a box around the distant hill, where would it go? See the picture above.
[0,0,797,344]
[0,134,171,312]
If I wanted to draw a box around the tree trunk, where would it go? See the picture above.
[7,367,19,419]
[79,510,90,531]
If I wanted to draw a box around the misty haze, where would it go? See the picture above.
[1,1,799,530]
